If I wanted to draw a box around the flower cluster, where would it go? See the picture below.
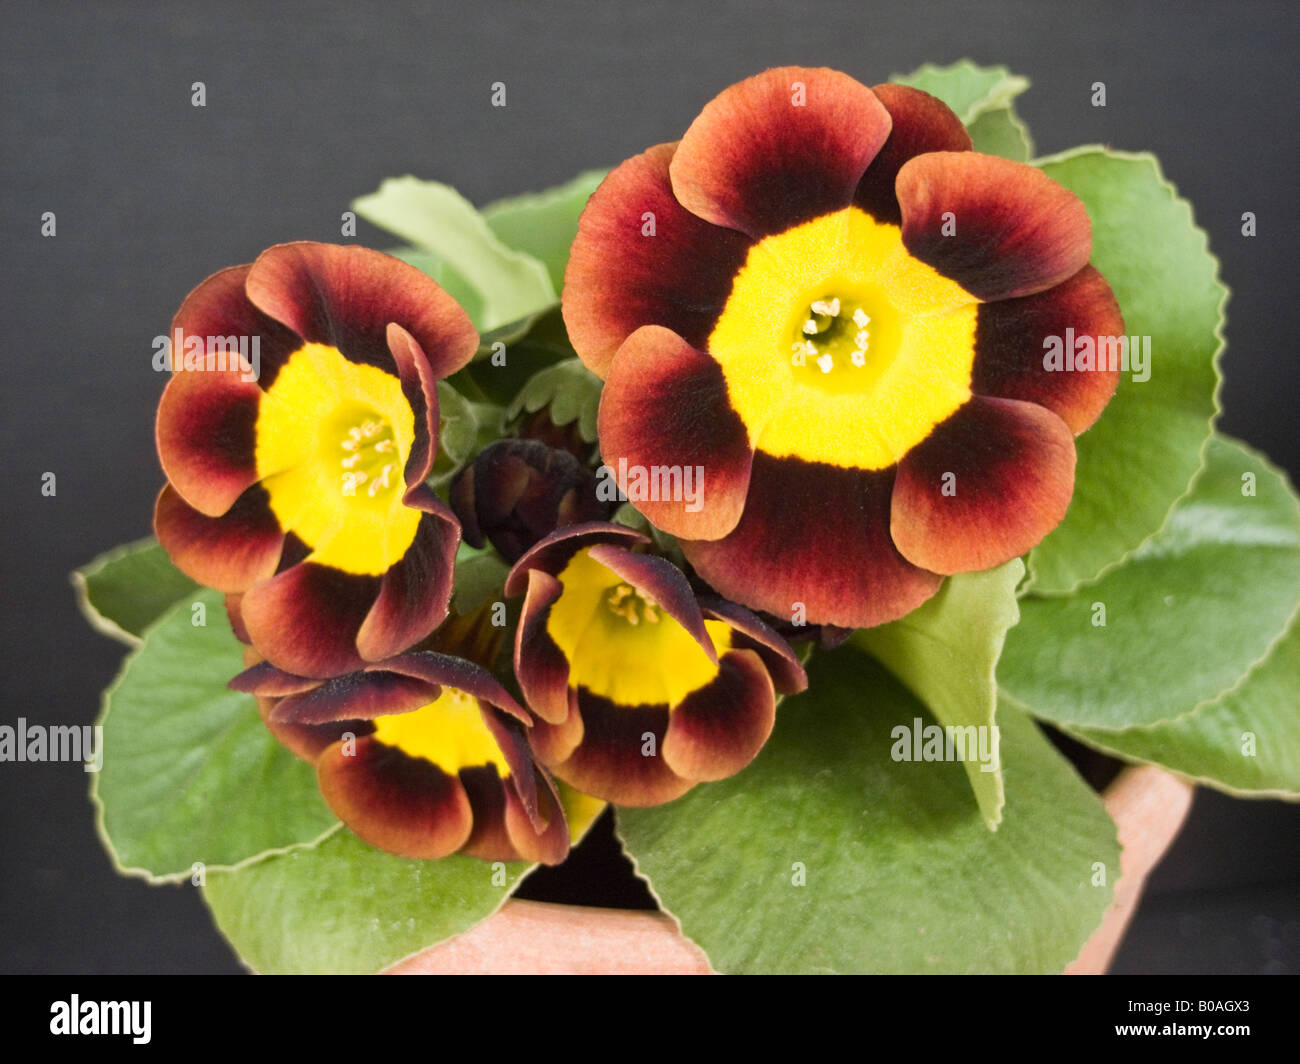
[155,64,1119,863]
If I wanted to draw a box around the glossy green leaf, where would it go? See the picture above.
[353,177,555,333]
[1001,435,1300,731]
[203,828,526,974]
[483,169,608,291]
[92,590,338,881]
[618,645,1118,974]
[74,538,199,645]
[1067,616,1300,798]
[854,559,1022,829]
[1024,148,1225,591]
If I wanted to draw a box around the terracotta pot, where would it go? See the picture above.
[385,764,1194,974]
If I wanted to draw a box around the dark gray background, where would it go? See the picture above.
[2,0,1296,973]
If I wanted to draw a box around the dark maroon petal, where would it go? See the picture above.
[170,263,303,391]
[585,544,716,664]
[663,649,776,782]
[244,242,479,379]
[317,737,474,860]
[698,596,808,695]
[377,651,529,725]
[228,660,320,697]
[562,141,754,377]
[225,593,251,644]
[853,83,972,226]
[682,452,944,629]
[457,765,517,862]
[891,395,1076,574]
[670,66,892,239]
[502,767,570,865]
[971,265,1124,434]
[240,562,381,679]
[355,488,459,663]
[898,151,1092,302]
[257,695,372,764]
[545,690,692,807]
[268,670,438,725]
[385,322,442,488]
[154,483,283,593]
[504,521,647,596]
[513,569,572,725]
[597,326,753,540]
[156,357,260,518]
[527,688,584,766]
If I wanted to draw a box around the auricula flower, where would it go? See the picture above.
[155,242,477,677]
[563,67,1123,628]
[508,523,806,806]
[231,638,571,864]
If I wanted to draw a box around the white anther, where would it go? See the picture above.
[342,453,360,469]
[853,308,870,328]
[341,437,360,452]
[802,319,818,335]
[816,353,834,374]
[850,350,866,367]
[361,421,380,438]
[374,439,394,452]
[810,299,838,317]
[855,330,870,349]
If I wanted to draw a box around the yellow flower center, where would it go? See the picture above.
[546,548,731,707]
[370,687,509,774]
[254,343,421,575]
[709,207,980,470]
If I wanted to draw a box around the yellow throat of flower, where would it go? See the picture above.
[254,343,420,575]
[709,206,980,470]
[371,686,509,775]
[545,548,731,707]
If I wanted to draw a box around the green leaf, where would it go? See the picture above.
[483,169,608,292]
[1024,148,1226,592]
[73,538,199,645]
[92,590,339,881]
[1067,616,1300,798]
[891,60,1030,126]
[853,559,1022,829]
[966,106,1033,161]
[451,542,510,617]
[429,381,500,487]
[455,306,577,406]
[1000,435,1300,731]
[505,357,603,443]
[618,644,1118,974]
[353,177,556,333]
[203,828,527,974]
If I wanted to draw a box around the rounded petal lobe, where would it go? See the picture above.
[356,491,459,663]
[854,83,972,226]
[154,483,283,592]
[670,66,892,239]
[240,561,380,678]
[317,737,474,860]
[682,452,943,629]
[245,242,479,379]
[563,142,753,376]
[898,152,1092,301]
[891,395,1076,574]
[547,692,692,807]
[156,358,261,517]
[513,570,572,725]
[971,265,1124,434]
[598,326,753,540]
[662,649,775,782]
